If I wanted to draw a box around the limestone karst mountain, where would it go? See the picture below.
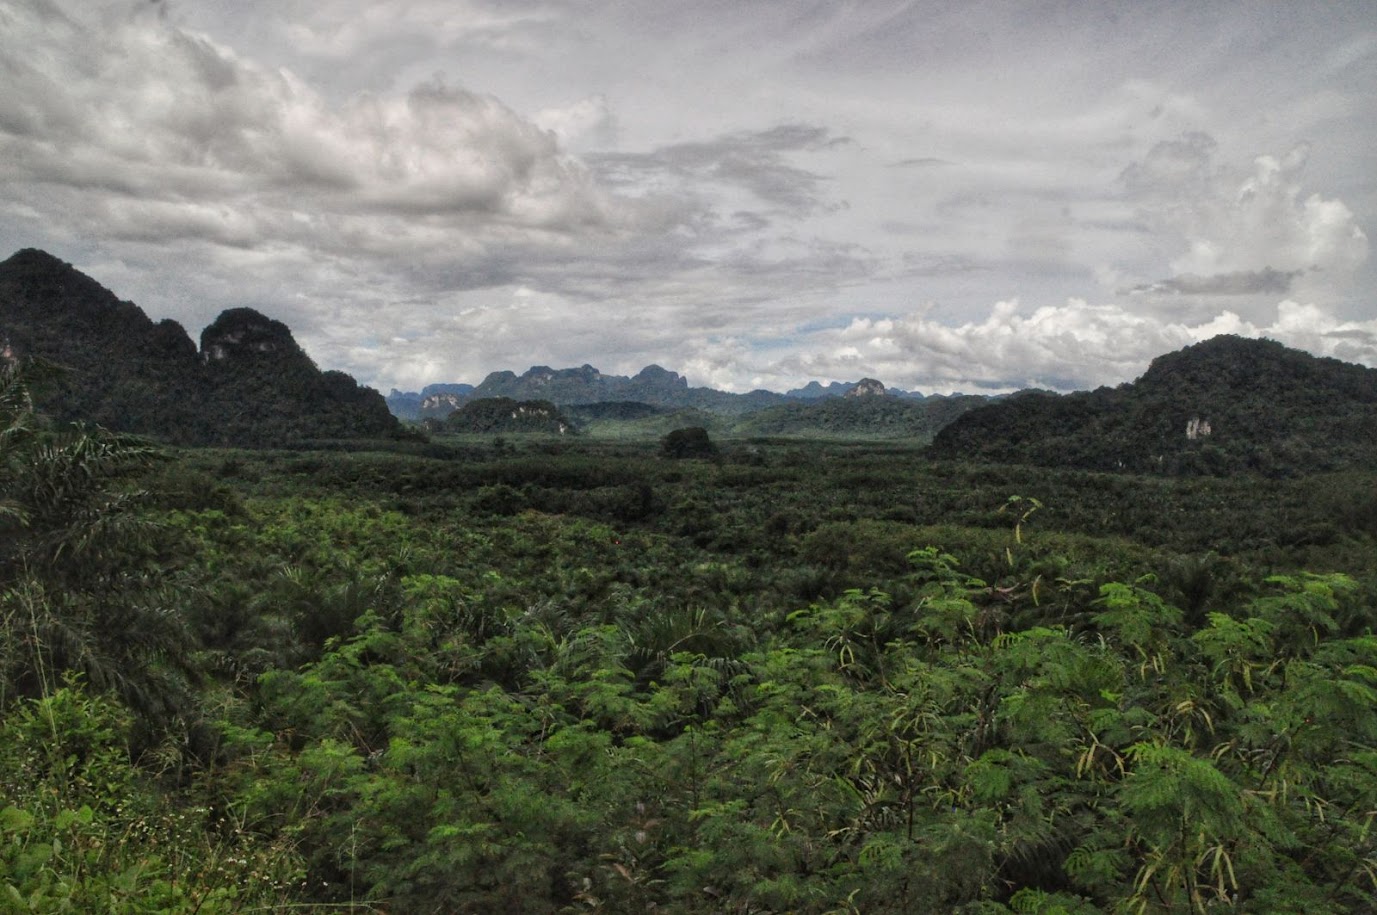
[0,248,399,445]
[929,335,1377,475]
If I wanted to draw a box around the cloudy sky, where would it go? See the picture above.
[2,0,1374,394]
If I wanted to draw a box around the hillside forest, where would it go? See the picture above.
[3,341,1377,913]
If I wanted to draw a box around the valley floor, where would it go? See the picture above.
[4,435,1376,912]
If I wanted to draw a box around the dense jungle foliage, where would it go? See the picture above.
[3,356,1377,913]
[437,398,577,436]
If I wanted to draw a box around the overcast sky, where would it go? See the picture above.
[2,0,1374,394]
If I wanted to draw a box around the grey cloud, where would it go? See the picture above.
[1119,131,1218,199]
[719,237,875,283]
[889,157,951,168]
[1125,267,1304,297]
[897,253,990,277]
[588,123,845,215]
[739,123,849,152]
[6,0,1376,397]
[1,3,620,238]
[730,211,771,232]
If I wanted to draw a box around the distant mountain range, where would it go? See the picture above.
[735,389,989,440]
[386,366,942,420]
[397,369,991,441]
[391,364,793,419]
[0,249,399,445]
[0,246,980,447]
[417,334,1377,470]
[386,383,475,419]
[5,246,1376,471]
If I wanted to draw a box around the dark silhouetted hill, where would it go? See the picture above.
[0,248,399,445]
[929,335,1377,475]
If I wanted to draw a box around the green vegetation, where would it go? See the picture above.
[735,390,988,440]
[436,397,577,435]
[3,352,1376,912]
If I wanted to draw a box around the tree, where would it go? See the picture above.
[660,426,717,459]
[0,356,192,729]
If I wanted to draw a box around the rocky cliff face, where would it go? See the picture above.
[0,248,400,445]
[846,378,887,397]
[419,392,468,416]
[386,383,474,420]
[474,364,618,402]
[201,308,308,363]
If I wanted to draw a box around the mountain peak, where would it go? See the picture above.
[0,247,144,324]
[931,334,1377,475]
[846,378,887,397]
[633,364,688,388]
[2,248,72,271]
[1,248,397,444]
[201,307,307,364]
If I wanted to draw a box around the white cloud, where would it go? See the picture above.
[533,96,616,151]
[0,1,624,254]
[1121,134,1369,303]
[747,298,1377,396]
[1,0,881,388]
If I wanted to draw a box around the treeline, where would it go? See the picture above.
[2,355,1376,912]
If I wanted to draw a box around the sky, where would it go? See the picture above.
[2,0,1374,395]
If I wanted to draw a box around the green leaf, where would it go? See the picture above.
[0,807,35,833]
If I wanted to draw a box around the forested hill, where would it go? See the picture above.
[0,248,399,445]
[929,335,1377,475]
[438,396,577,435]
[735,387,988,439]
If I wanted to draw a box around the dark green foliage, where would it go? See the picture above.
[0,685,301,911]
[4,362,1377,912]
[738,391,987,440]
[0,357,196,729]
[563,400,672,423]
[438,396,577,435]
[660,425,718,459]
